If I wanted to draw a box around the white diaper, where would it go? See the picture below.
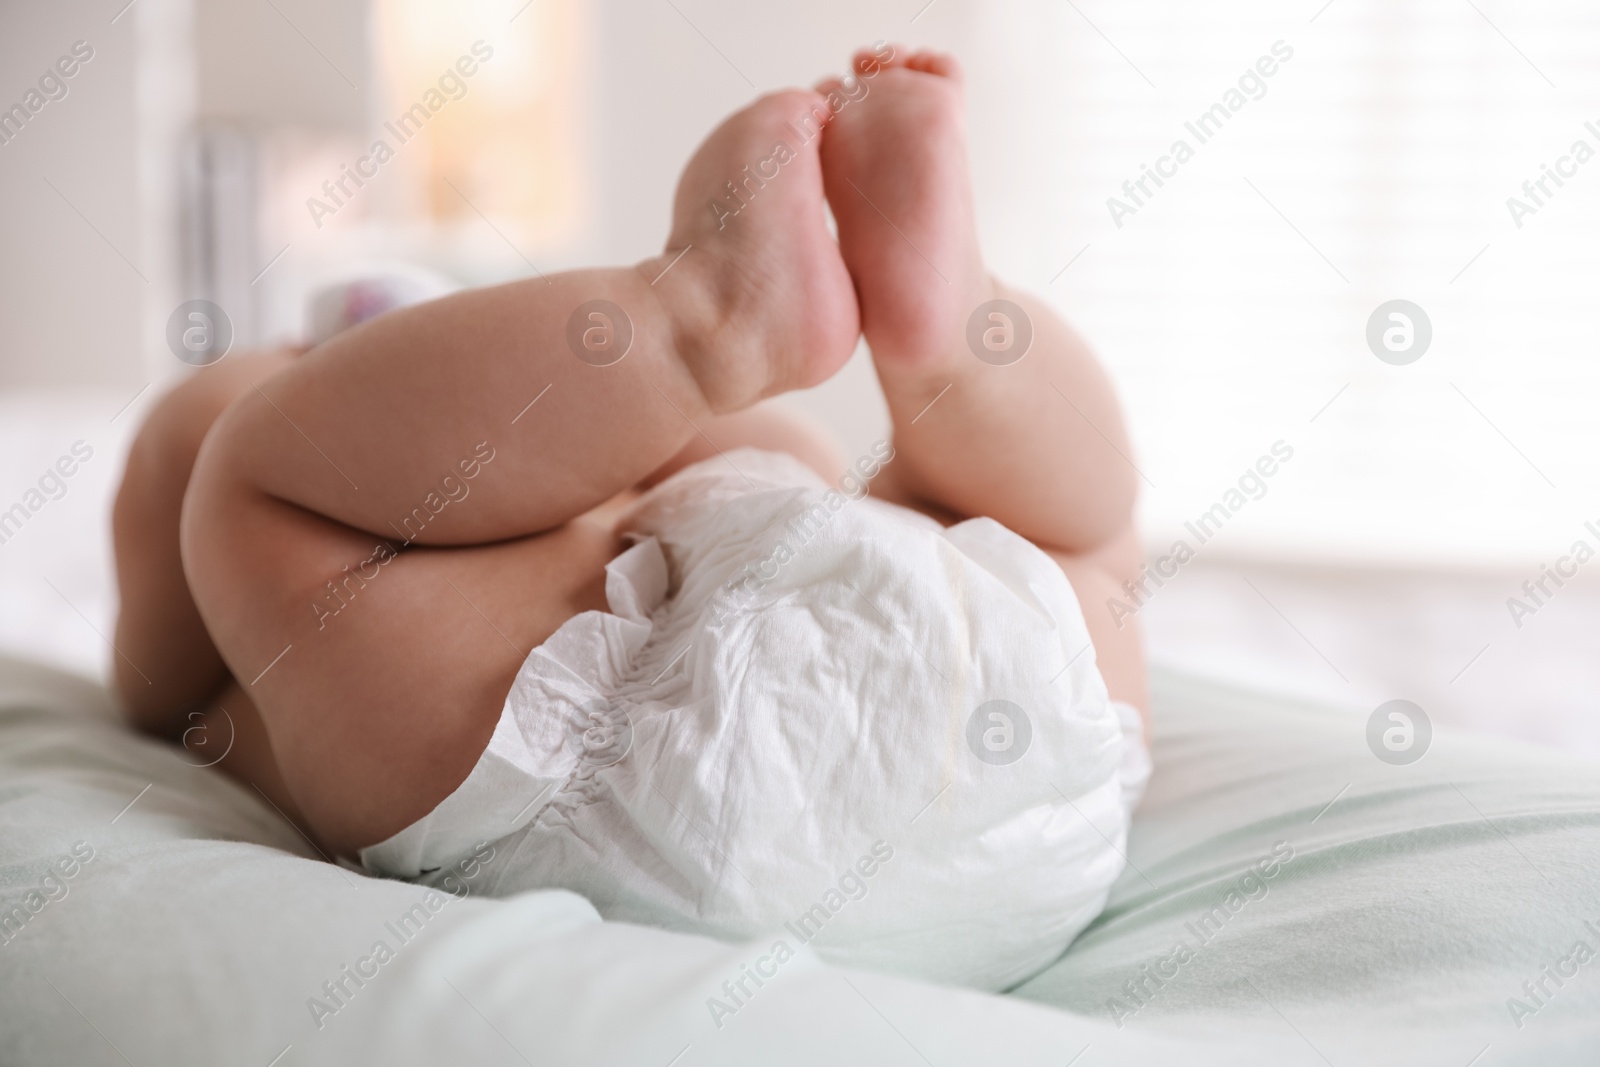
[360,448,1149,990]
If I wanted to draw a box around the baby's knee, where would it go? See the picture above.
[115,352,297,531]
[141,351,299,462]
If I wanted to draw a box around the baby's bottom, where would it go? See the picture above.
[352,447,1146,991]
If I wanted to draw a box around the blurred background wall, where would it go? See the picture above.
[2,0,1598,751]
[0,1,156,389]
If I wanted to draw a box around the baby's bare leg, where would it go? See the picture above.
[820,50,1135,554]
[820,49,1145,714]
[111,353,325,840]
[182,90,861,855]
[112,350,299,734]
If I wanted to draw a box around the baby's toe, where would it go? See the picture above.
[905,50,962,80]
[852,43,905,77]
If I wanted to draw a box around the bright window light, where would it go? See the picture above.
[372,0,583,247]
[1024,0,1600,566]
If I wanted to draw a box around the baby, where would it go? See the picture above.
[113,45,1149,990]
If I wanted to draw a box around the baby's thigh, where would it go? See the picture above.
[183,470,618,857]
[1042,524,1149,728]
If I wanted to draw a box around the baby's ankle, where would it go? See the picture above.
[634,250,792,416]
[872,273,1001,393]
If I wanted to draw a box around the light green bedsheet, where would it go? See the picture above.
[1018,670,1600,1063]
[1,654,1596,1065]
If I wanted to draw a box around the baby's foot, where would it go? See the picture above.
[817,49,987,375]
[649,90,861,413]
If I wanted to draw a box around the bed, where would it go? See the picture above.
[2,389,1598,1065]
